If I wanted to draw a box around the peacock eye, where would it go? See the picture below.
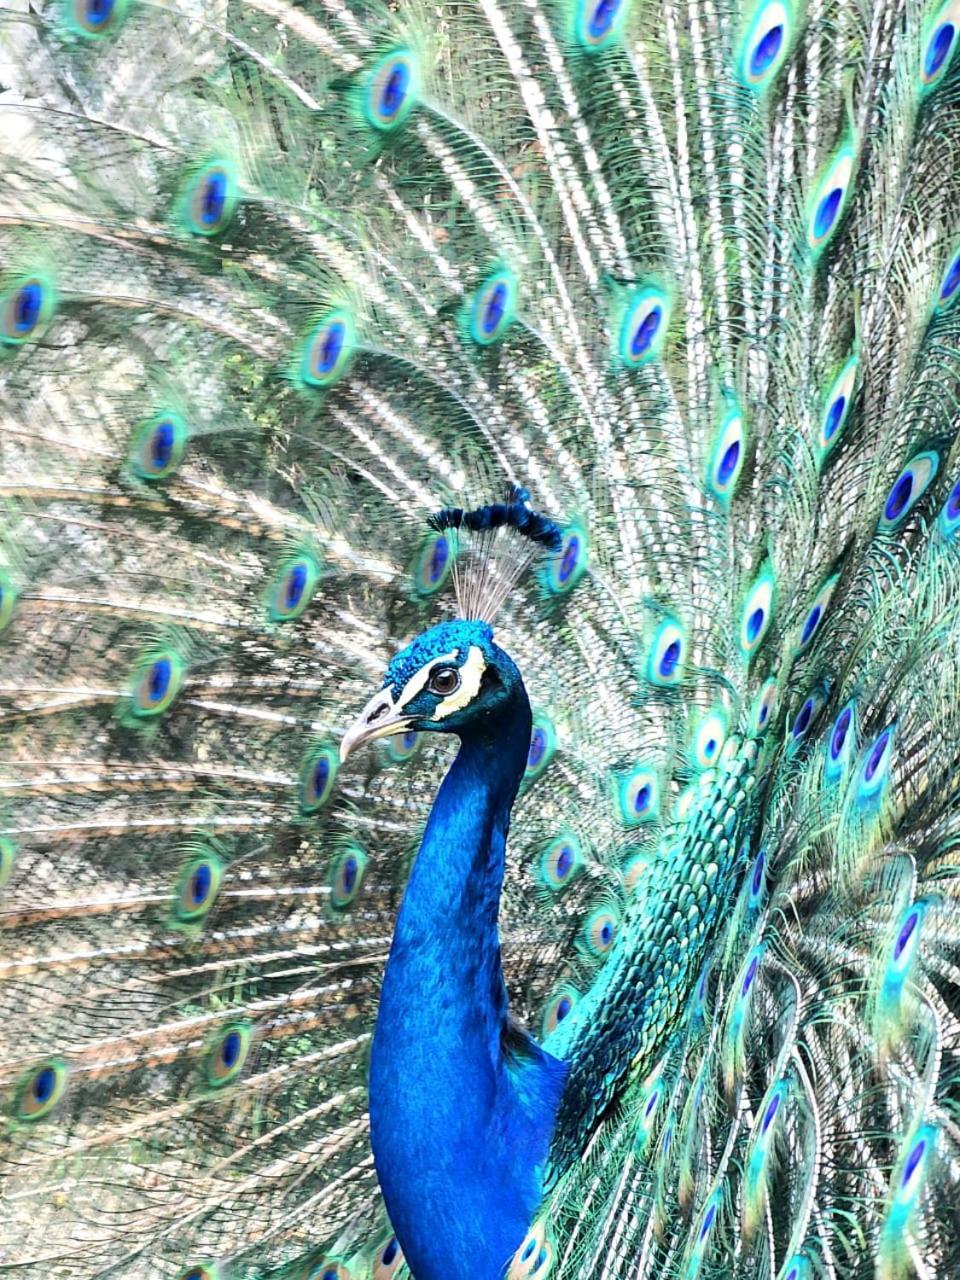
[428,666,460,696]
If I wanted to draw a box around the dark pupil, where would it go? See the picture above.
[316,322,344,375]
[221,1031,241,1068]
[148,658,171,702]
[285,562,308,609]
[428,536,448,582]
[200,170,227,225]
[191,863,211,904]
[631,305,661,356]
[482,282,507,334]
[85,0,114,25]
[312,756,330,796]
[381,1238,399,1265]
[433,668,456,693]
[14,282,42,333]
[589,0,619,37]
[152,420,175,468]
[33,1066,56,1103]
[342,856,358,894]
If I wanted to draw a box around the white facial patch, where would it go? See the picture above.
[432,645,486,720]
[394,649,459,711]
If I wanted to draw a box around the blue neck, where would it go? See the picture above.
[369,691,566,1280]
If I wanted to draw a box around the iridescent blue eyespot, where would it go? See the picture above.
[64,0,127,35]
[583,905,620,958]
[857,724,894,804]
[363,50,419,131]
[920,2,959,90]
[807,147,855,253]
[130,650,185,718]
[819,355,865,465]
[707,407,746,504]
[739,565,775,656]
[413,531,454,597]
[300,310,356,389]
[620,286,670,366]
[574,0,631,48]
[2,275,55,346]
[546,524,588,594]
[176,1267,219,1280]
[541,834,583,891]
[542,985,580,1036]
[796,572,839,654]
[131,412,187,481]
[648,618,686,687]
[175,851,223,923]
[826,700,856,783]
[183,161,237,236]
[791,696,816,740]
[618,766,659,825]
[387,729,421,763]
[299,744,339,815]
[307,1262,350,1280]
[331,846,366,909]
[881,900,926,999]
[525,714,557,781]
[207,1022,251,1087]
[14,1059,69,1121]
[879,451,939,529]
[936,245,960,311]
[739,0,793,89]
[939,475,960,538]
[761,1091,781,1133]
[373,1235,404,1280]
[467,269,518,345]
[751,677,778,734]
[268,553,321,623]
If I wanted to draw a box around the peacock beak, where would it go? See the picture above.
[340,688,414,762]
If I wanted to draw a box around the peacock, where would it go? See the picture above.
[3,0,960,1276]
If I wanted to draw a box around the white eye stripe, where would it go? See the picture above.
[394,649,460,711]
[432,646,487,719]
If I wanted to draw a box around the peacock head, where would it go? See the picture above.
[340,618,528,760]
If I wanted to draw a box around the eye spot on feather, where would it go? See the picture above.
[330,846,366,909]
[413,531,454,597]
[648,618,686,686]
[706,407,746,503]
[546,524,588,594]
[739,565,775,657]
[300,309,356,389]
[387,729,421,762]
[921,3,959,89]
[2,275,55,346]
[691,711,727,769]
[467,268,518,345]
[206,1022,251,1088]
[542,985,579,1036]
[14,1059,69,1122]
[175,851,223,924]
[299,744,339,815]
[268,553,321,623]
[807,146,855,253]
[791,696,815,740]
[573,0,630,48]
[583,905,620,958]
[748,849,765,908]
[540,834,582,891]
[305,1262,351,1280]
[739,0,793,89]
[130,650,185,718]
[525,714,557,781]
[65,0,126,37]
[751,677,778,734]
[131,412,187,481]
[372,1235,404,1279]
[182,162,237,236]
[508,1223,553,1277]
[880,451,940,528]
[177,1267,219,1280]
[363,50,419,130]
[620,286,670,366]
[618,765,659,825]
